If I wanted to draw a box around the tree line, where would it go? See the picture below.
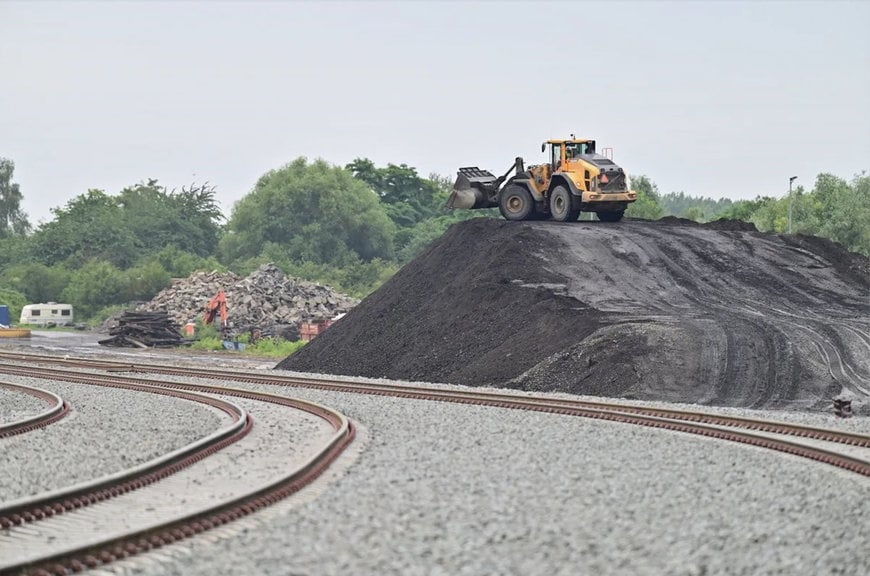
[0,155,866,325]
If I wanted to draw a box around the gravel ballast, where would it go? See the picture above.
[0,385,51,425]
[96,371,870,576]
[0,378,225,501]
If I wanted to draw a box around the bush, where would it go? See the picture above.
[190,336,226,351]
[0,287,28,325]
[249,337,307,358]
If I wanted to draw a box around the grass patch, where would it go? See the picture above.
[248,338,307,358]
[188,330,307,357]
[190,336,226,351]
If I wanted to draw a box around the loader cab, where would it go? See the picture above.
[544,139,596,172]
[567,140,595,157]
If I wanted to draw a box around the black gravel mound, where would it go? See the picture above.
[704,218,759,232]
[278,218,870,412]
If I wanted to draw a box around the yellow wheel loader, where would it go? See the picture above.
[447,138,637,222]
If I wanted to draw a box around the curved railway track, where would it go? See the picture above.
[0,382,69,438]
[0,364,354,576]
[0,352,867,574]
[1,351,868,472]
[0,381,250,530]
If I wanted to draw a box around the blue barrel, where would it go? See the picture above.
[0,305,10,326]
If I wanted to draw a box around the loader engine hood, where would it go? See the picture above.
[578,153,621,170]
[576,154,628,192]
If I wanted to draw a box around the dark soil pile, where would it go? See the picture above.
[278,218,870,412]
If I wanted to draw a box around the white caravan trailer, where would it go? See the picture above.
[19,303,74,326]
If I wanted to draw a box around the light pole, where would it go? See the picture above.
[788,176,798,234]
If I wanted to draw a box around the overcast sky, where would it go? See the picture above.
[2,0,868,226]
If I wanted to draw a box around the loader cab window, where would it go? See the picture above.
[551,144,562,169]
[565,143,581,160]
[567,141,596,157]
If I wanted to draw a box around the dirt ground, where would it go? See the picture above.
[279,217,870,412]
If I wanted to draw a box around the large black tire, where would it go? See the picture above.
[596,210,625,222]
[499,184,535,221]
[549,185,580,222]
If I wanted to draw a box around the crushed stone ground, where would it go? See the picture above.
[279,217,870,413]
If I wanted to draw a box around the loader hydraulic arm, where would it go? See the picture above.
[494,157,526,189]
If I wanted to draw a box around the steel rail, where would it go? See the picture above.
[0,382,69,438]
[0,375,353,576]
[4,351,864,448]
[0,356,865,573]
[0,373,250,530]
[2,356,868,477]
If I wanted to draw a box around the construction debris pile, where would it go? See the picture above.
[98,311,183,348]
[134,264,358,335]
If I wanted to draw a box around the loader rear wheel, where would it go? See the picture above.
[499,185,535,221]
[550,185,580,222]
[596,210,625,222]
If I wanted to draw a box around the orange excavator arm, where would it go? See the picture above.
[204,290,228,328]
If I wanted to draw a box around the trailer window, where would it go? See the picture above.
[31,310,41,316]
[61,310,71,316]
[52,309,58,314]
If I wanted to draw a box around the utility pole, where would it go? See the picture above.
[788,176,798,233]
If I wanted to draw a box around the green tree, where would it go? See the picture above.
[682,206,705,222]
[32,190,138,267]
[816,172,870,256]
[625,175,664,220]
[346,158,445,231]
[145,245,225,278]
[660,191,734,220]
[1,263,70,304]
[0,287,28,325]
[750,196,788,232]
[0,158,31,237]
[221,157,396,267]
[719,197,774,222]
[117,180,224,257]
[61,260,128,318]
[0,235,33,275]
[123,261,172,302]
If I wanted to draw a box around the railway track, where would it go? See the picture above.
[2,351,868,469]
[0,352,867,574]
[0,363,354,576]
[0,382,69,438]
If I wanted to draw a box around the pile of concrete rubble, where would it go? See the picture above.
[135,263,358,336]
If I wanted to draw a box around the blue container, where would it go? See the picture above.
[0,305,10,326]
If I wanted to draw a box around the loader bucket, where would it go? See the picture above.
[446,167,499,210]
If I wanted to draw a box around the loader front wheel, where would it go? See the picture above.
[499,185,535,221]
[550,185,580,222]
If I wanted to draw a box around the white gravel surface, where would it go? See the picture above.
[0,397,335,570]
[88,371,870,576]
[0,384,51,424]
[0,378,225,501]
